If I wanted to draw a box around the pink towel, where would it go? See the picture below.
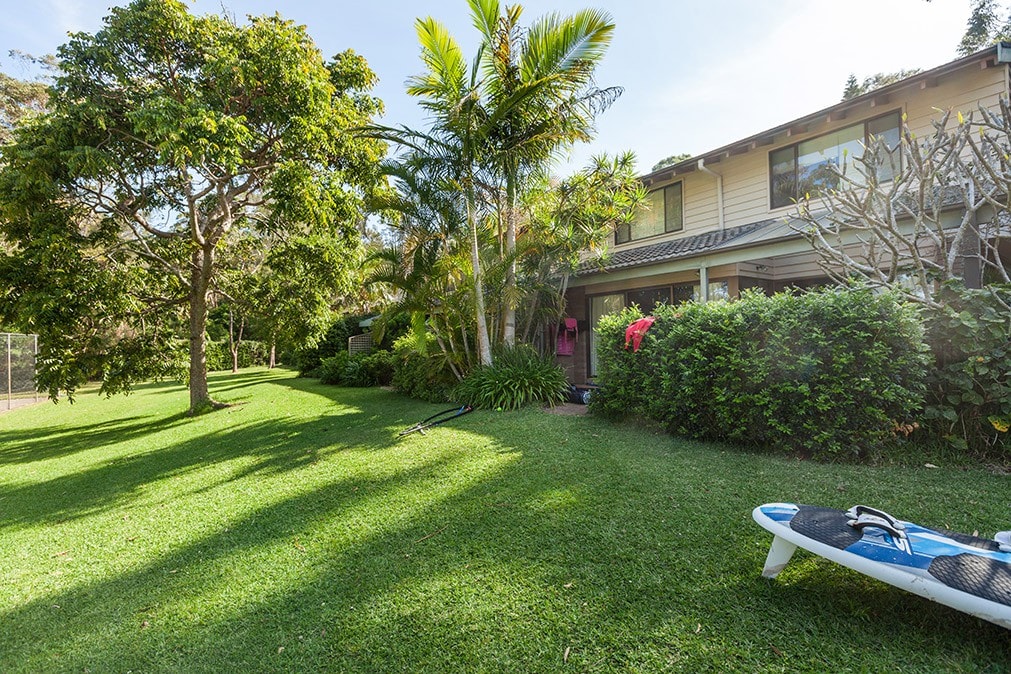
[557,317,578,356]
[624,316,656,352]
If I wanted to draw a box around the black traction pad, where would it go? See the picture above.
[790,505,863,550]
[928,554,1011,607]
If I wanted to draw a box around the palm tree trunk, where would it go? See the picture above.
[502,170,517,346]
[467,190,493,366]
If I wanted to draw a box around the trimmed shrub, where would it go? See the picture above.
[455,344,569,410]
[591,287,929,458]
[922,283,1011,456]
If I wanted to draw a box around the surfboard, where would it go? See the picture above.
[752,502,1011,629]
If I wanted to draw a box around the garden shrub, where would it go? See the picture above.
[455,344,569,410]
[317,349,396,387]
[295,312,410,377]
[922,283,1011,456]
[360,350,396,387]
[205,340,270,371]
[390,334,458,402]
[318,351,351,385]
[591,287,929,458]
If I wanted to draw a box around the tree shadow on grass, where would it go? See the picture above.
[134,368,288,398]
[0,414,190,467]
[0,399,414,532]
[2,402,1009,672]
[3,374,1009,671]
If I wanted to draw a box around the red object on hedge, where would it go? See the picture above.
[624,316,656,352]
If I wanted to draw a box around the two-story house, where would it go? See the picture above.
[558,44,1011,384]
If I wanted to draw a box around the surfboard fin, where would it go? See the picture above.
[761,535,798,578]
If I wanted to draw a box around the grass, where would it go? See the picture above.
[0,367,1009,672]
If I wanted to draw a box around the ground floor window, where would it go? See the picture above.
[694,280,730,302]
[588,293,624,377]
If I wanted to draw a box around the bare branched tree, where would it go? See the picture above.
[793,105,1011,310]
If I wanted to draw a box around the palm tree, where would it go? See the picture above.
[369,151,479,377]
[370,2,620,368]
[370,16,497,365]
[469,0,620,345]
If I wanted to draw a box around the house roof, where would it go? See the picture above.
[577,46,1011,278]
[577,218,787,276]
[640,43,1011,186]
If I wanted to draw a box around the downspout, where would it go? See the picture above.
[697,158,725,233]
[696,158,722,303]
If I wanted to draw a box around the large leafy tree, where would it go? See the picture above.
[0,0,383,413]
[957,0,1011,55]
[0,72,48,144]
[840,69,922,101]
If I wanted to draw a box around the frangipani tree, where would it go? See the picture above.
[793,107,1010,309]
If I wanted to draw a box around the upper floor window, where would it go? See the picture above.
[616,182,683,244]
[770,111,901,209]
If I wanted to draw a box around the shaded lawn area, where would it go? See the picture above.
[0,367,1008,672]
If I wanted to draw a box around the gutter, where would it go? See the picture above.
[643,43,1011,183]
[697,158,725,233]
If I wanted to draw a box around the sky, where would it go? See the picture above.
[0,0,974,175]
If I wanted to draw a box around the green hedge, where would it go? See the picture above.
[591,288,929,458]
[319,350,396,388]
[923,283,1011,455]
[206,340,270,372]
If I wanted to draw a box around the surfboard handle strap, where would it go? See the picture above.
[845,505,907,540]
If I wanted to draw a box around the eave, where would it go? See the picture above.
[640,43,1011,187]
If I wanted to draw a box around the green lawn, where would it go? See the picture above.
[1,367,1008,672]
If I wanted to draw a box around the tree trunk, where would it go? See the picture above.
[502,172,517,347]
[467,190,493,366]
[188,243,218,414]
[228,310,244,374]
[269,342,276,369]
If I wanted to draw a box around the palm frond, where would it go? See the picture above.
[521,9,614,84]
[407,17,468,112]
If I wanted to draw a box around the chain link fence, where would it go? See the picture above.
[2,332,39,411]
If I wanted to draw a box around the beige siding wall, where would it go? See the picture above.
[904,65,1006,135]
[612,63,1008,255]
[682,172,719,236]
